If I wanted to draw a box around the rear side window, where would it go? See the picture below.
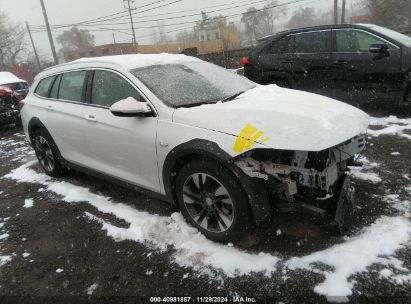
[49,74,62,99]
[91,70,141,107]
[270,36,293,53]
[35,76,56,97]
[294,31,330,53]
[59,71,87,102]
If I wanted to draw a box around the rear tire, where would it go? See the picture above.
[175,159,252,242]
[31,128,67,177]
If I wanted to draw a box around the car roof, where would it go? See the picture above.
[38,53,202,79]
[258,23,374,41]
[0,71,26,85]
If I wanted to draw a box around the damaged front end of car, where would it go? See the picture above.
[234,135,366,234]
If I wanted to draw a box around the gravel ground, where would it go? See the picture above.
[0,115,410,304]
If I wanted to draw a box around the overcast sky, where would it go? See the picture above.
[1,0,361,60]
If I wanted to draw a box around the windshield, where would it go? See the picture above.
[131,62,256,108]
[359,23,411,47]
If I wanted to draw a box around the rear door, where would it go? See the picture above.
[289,30,334,94]
[259,34,295,84]
[33,71,89,164]
[332,28,402,101]
[82,69,160,192]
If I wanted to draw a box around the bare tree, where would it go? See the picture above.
[241,2,287,45]
[363,0,411,29]
[56,27,95,53]
[287,7,318,29]
[0,12,27,67]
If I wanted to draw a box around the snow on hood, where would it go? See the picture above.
[174,85,370,152]
[0,72,25,85]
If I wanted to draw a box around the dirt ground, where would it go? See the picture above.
[0,112,410,303]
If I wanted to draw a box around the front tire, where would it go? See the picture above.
[175,159,252,242]
[31,128,67,177]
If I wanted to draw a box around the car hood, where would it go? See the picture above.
[173,85,370,152]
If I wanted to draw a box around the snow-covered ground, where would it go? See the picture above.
[0,116,410,301]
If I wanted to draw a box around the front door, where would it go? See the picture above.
[331,29,402,103]
[83,69,160,192]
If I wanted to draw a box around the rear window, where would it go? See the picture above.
[35,76,56,97]
[294,31,330,53]
[59,71,87,102]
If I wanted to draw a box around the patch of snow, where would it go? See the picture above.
[86,283,98,295]
[390,152,400,155]
[368,116,411,140]
[56,268,64,273]
[145,270,153,275]
[0,255,12,267]
[287,216,411,298]
[0,233,9,240]
[23,198,33,208]
[349,171,382,183]
[276,229,282,236]
[22,252,30,258]
[383,194,411,213]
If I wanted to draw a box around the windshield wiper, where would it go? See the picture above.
[176,100,218,108]
[221,91,246,102]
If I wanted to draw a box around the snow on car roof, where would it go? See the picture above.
[74,53,202,70]
[0,71,25,85]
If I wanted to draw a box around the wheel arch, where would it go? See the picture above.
[27,117,63,160]
[162,139,271,225]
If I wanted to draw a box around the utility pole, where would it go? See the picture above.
[334,0,339,25]
[112,33,116,44]
[124,0,137,50]
[39,0,58,64]
[341,0,347,24]
[25,21,41,69]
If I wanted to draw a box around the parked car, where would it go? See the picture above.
[21,54,369,242]
[242,23,411,108]
[0,72,29,97]
[0,85,23,127]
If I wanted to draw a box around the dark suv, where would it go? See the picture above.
[243,23,411,108]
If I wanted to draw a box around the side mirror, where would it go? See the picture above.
[110,97,153,117]
[369,43,389,54]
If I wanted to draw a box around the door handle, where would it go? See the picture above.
[333,60,348,65]
[85,114,97,122]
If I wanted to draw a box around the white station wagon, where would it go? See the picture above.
[21,54,369,242]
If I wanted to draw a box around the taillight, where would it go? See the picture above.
[0,85,12,97]
[242,57,250,65]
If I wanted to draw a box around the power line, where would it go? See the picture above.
[31,0,172,30]
[31,0,184,30]
[31,0,307,33]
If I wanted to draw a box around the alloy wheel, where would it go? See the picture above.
[34,135,55,172]
[182,173,234,233]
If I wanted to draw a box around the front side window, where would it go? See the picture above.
[131,62,256,108]
[91,70,141,107]
[35,76,56,97]
[294,31,330,53]
[59,71,87,102]
[336,30,391,52]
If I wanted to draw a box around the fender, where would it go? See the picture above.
[162,139,271,225]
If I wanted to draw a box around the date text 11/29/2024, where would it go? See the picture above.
[149,296,257,303]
